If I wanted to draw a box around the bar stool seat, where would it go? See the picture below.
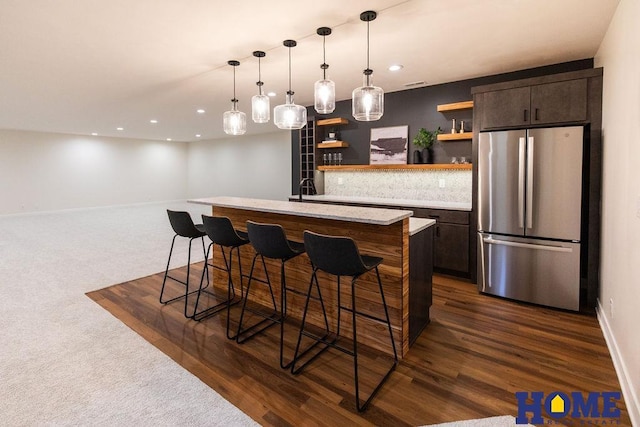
[292,230,398,412]
[159,210,210,318]
[237,221,313,369]
[192,215,250,339]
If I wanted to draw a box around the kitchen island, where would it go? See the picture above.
[189,196,434,358]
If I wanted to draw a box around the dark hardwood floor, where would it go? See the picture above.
[86,265,631,426]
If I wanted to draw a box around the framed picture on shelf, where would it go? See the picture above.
[369,125,408,165]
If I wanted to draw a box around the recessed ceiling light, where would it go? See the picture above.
[91,132,98,136]
[166,138,172,141]
[195,134,201,138]
[388,64,403,71]
[150,119,158,124]
[197,109,205,114]
[116,127,124,131]
[267,92,276,97]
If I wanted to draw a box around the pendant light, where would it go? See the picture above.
[352,11,384,121]
[251,51,270,123]
[314,27,335,114]
[274,40,307,130]
[223,60,246,135]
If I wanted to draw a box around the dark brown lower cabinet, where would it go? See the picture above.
[412,208,470,278]
[434,222,469,274]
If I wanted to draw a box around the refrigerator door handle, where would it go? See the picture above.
[482,237,573,253]
[526,136,534,229]
[478,232,487,292]
[518,137,526,229]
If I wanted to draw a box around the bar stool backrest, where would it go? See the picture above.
[201,215,246,247]
[167,210,204,238]
[247,221,300,260]
[303,230,369,277]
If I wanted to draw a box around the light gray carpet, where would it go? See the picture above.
[427,415,532,426]
[0,201,258,426]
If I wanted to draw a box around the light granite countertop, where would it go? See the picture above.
[289,194,472,211]
[189,196,413,226]
[409,218,436,236]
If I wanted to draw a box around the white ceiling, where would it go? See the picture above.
[0,0,619,142]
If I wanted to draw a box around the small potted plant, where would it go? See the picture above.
[412,127,441,164]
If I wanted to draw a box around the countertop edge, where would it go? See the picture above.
[189,197,413,226]
[409,218,436,236]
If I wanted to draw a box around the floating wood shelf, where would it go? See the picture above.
[438,132,473,141]
[317,164,472,171]
[437,100,474,112]
[317,141,349,149]
[316,117,349,126]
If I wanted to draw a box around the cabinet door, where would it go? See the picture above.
[480,86,531,130]
[434,223,469,273]
[530,79,587,125]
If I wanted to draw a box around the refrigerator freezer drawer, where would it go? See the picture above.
[478,234,580,311]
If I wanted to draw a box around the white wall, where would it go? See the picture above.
[187,131,291,201]
[594,0,640,423]
[0,130,188,215]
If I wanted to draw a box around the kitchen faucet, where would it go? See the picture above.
[298,178,317,201]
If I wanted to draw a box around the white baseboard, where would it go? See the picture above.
[597,299,639,426]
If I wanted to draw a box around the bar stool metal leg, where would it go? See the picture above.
[159,234,209,318]
[290,267,338,375]
[351,268,398,412]
[235,253,280,343]
[192,242,243,322]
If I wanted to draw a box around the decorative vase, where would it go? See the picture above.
[412,150,422,164]
[422,148,434,164]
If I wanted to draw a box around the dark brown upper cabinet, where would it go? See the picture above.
[479,78,588,130]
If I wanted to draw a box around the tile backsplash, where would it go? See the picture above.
[323,169,472,204]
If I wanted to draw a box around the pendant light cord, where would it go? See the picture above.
[366,20,371,86]
[232,64,237,107]
[367,21,370,71]
[287,46,292,96]
[322,35,327,80]
[258,57,262,96]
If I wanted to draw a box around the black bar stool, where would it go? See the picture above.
[192,216,250,338]
[292,230,398,412]
[159,210,209,318]
[237,220,316,369]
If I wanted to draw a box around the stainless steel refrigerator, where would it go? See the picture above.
[477,126,584,311]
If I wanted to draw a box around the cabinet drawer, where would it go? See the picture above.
[413,208,469,225]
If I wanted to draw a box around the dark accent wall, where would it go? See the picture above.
[291,58,593,192]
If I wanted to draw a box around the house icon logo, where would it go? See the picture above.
[549,394,566,415]
[515,391,621,424]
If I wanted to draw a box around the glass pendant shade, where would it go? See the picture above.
[251,94,270,123]
[223,103,246,135]
[251,51,270,123]
[274,93,307,130]
[352,11,384,122]
[314,27,335,114]
[314,79,335,114]
[352,74,384,121]
[223,60,246,135]
[274,40,306,130]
